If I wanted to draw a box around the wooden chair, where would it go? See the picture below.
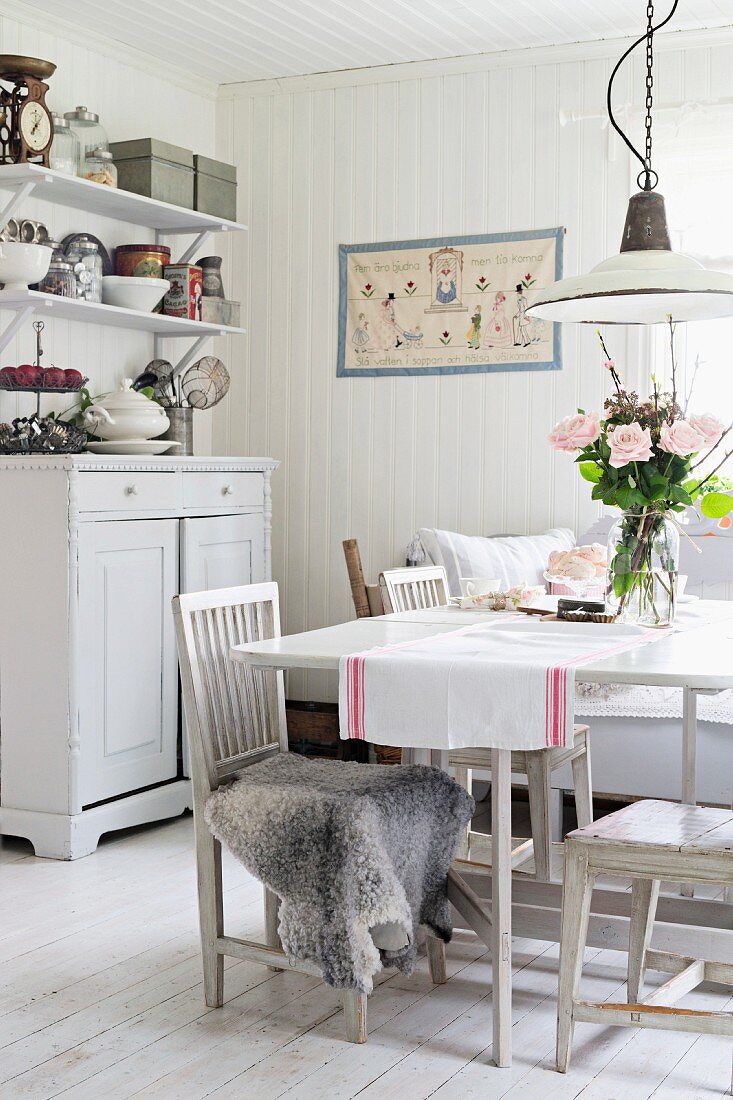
[557,799,733,1087]
[379,565,594,882]
[173,581,447,1045]
[379,565,450,613]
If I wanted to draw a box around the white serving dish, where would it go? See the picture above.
[83,378,170,441]
[101,275,169,312]
[0,242,52,290]
[86,439,182,455]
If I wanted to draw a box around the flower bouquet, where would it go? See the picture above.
[548,324,733,625]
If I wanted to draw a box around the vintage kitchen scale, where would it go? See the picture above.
[0,55,55,166]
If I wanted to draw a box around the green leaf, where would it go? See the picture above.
[683,478,701,501]
[579,461,602,483]
[701,491,733,519]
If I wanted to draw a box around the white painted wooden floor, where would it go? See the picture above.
[2,811,732,1100]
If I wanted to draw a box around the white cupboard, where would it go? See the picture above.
[0,455,278,859]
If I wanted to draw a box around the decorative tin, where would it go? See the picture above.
[110,138,194,208]
[200,297,240,327]
[114,243,171,280]
[193,154,237,220]
[163,263,203,320]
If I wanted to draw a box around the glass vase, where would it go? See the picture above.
[606,509,680,627]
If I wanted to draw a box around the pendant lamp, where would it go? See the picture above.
[526,0,733,325]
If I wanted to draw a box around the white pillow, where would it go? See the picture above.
[418,527,576,595]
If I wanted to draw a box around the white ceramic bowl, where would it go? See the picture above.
[102,276,170,312]
[0,242,52,291]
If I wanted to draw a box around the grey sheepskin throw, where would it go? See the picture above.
[204,754,474,993]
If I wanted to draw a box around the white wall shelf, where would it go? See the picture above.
[0,165,247,374]
[0,163,247,235]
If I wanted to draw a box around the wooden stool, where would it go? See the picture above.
[557,799,733,1089]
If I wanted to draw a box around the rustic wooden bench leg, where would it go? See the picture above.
[526,751,553,882]
[556,842,593,1073]
[343,989,368,1043]
[571,737,594,828]
[627,878,660,1002]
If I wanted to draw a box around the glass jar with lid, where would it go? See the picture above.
[82,148,117,187]
[67,237,103,303]
[39,256,76,298]
[49,114,78,176]
[63,106,108,174]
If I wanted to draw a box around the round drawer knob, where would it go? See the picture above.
[125,484,139,496]
[222,484,235,496]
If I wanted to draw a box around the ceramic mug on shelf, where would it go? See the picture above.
[459,576,501,597]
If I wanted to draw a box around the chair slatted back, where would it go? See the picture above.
[173,582,287,795]
[379,566,450,613]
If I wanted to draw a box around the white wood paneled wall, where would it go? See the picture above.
[0,14,218,453]
[214,31,733,700]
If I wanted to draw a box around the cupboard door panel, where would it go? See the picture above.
[180,513,265,593]
[78,519,179,806]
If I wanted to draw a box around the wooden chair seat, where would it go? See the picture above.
[557,798,733,1090]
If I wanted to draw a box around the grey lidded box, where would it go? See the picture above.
[109,139,194,209]
[194,154,237,221]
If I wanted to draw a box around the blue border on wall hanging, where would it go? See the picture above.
[337,227,564,378]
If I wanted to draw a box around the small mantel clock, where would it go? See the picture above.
[0,55,56,167]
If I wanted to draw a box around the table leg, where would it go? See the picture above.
[491,746,512,1068]
[681,687,697,898]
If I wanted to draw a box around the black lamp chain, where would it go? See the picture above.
[606,0,679,193]
[644,1,654,187]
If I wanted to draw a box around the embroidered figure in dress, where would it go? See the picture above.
[512,284,531,347]
[352,312,370,353]
[425,248,467,313]
[482,291,513,349]
[466,304,482,349]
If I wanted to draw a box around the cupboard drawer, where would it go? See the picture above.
[182,471,263,510]
[77,472,181,512]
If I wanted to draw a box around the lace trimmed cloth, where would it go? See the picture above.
[575,681,733,724]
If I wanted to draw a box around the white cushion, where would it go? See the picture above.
[418,526,576,595]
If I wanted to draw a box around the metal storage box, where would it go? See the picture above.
[109,139,194,209]
[194,154,237,220]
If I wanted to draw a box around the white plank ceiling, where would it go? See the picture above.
[19,0,733,85]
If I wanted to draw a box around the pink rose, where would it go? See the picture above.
[607,421,654,468]
[658,419,705,457]
[548,412,601,452]
[689,413,725,448]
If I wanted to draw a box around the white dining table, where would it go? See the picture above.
[231,599,733,1069]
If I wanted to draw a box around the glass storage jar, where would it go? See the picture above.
[63,106,108,173]
[49,114,78,176]
[39,257,76,298]
[68,237,103,303]
[82,148,117,187]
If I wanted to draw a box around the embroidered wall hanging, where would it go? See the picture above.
[337,228,563,377]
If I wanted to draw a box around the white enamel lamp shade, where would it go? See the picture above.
[526,248,733,325]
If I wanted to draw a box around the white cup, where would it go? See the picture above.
[459,576,501,598]
[677,573,688,598]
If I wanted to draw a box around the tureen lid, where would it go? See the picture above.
[96,378,165,412]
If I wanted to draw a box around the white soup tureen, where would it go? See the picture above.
[84,379,170,441]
